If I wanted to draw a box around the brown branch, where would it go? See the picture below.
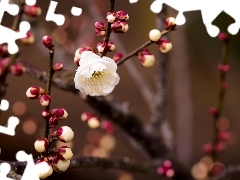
[100,0,115,57]
[149,5,169,138]
[211,34,230,161]
[0,156,159,176]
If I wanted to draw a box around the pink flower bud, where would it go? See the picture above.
[113,53,123,63]
[88,117,100,129]
[107,42,116,52]
[218,32,229,42]
[57,146,73,160]
[81,112,94,121]
[49,117,58,128]
[39,95,51,107]
[52,159,70,173]
[74,47,93,59]
[24,4,42,17]
[21,31,35,44]
[115,11,129,21]
[95,22,106,31]
[34,137,49,153]
[74,57,80,66]
[106,12,116,23]
[165,17,176,30]
[218,131,230,141]
[140,54,155,67]
[158,39,172,53]
[217,64,230,72]
[53,62,63,71]
[42,36,54,50]
[35,160,53,179]
[111,21,129,33]
[51,108,68,120]
[54,126,74,143]
[202,143,213,153]
[97,42,106,53]
[10,63,26,76]
[42,110,51,119]
[209,107,218,117]
[26,86,40,99]
[149,29,161,42]
[95,22,106,36]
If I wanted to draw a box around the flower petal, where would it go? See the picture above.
[80,51,101,66]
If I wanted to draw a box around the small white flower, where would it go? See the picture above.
[74,51,120,96]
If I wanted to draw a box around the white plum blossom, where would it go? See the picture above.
[74,51,120,96]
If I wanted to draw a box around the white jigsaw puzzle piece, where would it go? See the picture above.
[16,151,40,180]
[0,0,31,54]
[0,162,14,180]
[46,0,65,26]
[0,116,19,136]
[150,0,240,37]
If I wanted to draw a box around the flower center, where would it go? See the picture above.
[82,70,115,94]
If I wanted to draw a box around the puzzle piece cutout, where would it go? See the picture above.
[0,151,39,180]
[0,116,19,136]
[0,0,36,54]
[46,0,82,26]
[150,0,240,37]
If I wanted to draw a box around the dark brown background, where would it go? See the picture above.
[0,0,240,179]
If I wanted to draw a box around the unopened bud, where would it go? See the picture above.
[74,57,80,66]
[165,17,176,30]
[75,47,93,59]
[24,4,42,17]
[140,54,155,67]
[111,21,129,33]
[81,112,94,122]
[21,31,35,44]
[42,36,54,50]
[34,137,49,153]
[26,86,40,99]
[202,143,213,153]
[217,64,230,72]
[10,63,26,76]
[106,12,116,23]
[158,39,172,53]
[57,146,73,160]
[107,42,116,52]
[115,11,129,21]
[39,95,51,107]
[113,53,123,63]
[149,29,161,42]
[49,117,58,128]
[54,126,74,143]
[35,160,53,179]
[51,108,68,120]
[52,159,70,173]
[53,62,64,71]
[42,110,51,119]
[97,42,106,53]
[218,32,229,42]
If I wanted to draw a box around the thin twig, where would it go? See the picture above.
[211,35,230,161]
[100,0,115,57]
[117,30,169,66]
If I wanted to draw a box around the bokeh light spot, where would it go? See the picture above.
[12,101,26,116]
[0,99,9,111]
[22,119,37,135]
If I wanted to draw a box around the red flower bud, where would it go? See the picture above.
[53,62,63,71]
[42,36,54,50]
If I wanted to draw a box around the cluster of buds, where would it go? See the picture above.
[157,160,175,178]
[74,47,93,66]
[138,48,155,68]
[42,108,68,128]
[24,4,42,17]
[34,126,74,179]
[0,58,26,76]
[165,17,177,31]
[97,42,115,53]
[109,11,129,33]
[81,111,101,129]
